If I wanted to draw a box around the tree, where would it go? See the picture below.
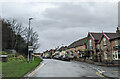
[2,18,39,55]
[23,27,40,52]
[5,19,25,49]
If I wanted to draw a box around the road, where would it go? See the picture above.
[28,59,102,77]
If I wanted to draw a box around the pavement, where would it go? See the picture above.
[26,59,120,78]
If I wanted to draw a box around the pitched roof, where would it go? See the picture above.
[98,32,120,43]
[104,33,120,40]
[68,37,87,49]
[90,32,102,40]
[58,46,68,51]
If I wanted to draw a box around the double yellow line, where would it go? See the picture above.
[96,71,105,77]
[28,63,45,77]
[96,70,120,77]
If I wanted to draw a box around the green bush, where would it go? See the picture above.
[1,51,8,55]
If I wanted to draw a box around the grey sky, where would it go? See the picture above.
[1,2,118,53]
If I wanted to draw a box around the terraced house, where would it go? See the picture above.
[58,46,67,56]
[66,37,88,59]
[86,32,102,61]
[72,37,87,59]
[98,27,120,64]
[66,42,77,59]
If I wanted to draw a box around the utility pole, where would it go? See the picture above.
[27,18,33,63]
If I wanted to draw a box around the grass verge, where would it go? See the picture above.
[2,57,42,77]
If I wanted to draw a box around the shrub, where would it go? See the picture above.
[17,55,24,60]
[1,51,8,55]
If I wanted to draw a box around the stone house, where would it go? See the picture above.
[98,27,120,64]
[86,32,102,61]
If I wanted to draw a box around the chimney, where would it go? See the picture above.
[116,26,120,34]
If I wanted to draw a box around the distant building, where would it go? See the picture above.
[58,46,67,56]
[34,53,43,57]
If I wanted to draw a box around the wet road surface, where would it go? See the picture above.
[31,59,100,77]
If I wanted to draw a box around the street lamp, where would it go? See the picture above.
[27,18,33,63]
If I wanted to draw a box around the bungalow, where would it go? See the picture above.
[86,32,102,61]
[98,27,120,64]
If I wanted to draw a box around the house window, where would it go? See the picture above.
[104,53,107,60]
[77,51,79,54]
[74,48,76,51]
[98,44,100,49]
[115,40,118,46]
[70,51,73,56]
[112,51,120,60]
[118,51,120,59]
[89,39,92,46]
[83,45,85,49]
[103,38,106,46]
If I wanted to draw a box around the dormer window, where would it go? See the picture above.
[103,38,106,46]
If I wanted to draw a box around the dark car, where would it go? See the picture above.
[62,55,70,61]
[59,55,64,60]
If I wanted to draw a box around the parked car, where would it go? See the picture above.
[59,55,64,60]
[43,56,51,59]
[69,56,74,60]
[53,55,59,59]
[62,55,70,61]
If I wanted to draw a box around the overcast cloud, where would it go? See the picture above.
[1,2,118,53]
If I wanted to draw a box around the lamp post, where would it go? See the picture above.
[27,18,33,63]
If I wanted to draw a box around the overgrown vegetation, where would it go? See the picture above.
[1,18,39,56]
[1,51,8,55]
[1,18,41,77]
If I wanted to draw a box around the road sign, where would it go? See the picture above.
[28,46,33,51]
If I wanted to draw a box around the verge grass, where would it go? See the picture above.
[2,56,42,77]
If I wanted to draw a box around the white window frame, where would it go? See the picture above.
[112,51,120,60]
[103,38,106,45]
[104,53,107,60]
[98,44,100,49]
[89,39,92,46]
[77,51,80,54]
